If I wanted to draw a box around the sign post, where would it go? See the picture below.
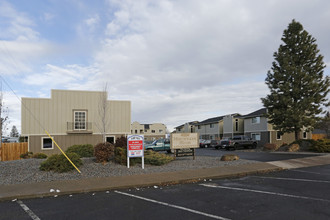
[127,135,144,169]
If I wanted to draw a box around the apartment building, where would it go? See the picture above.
[21,89,131,155]
[131,122,167,141]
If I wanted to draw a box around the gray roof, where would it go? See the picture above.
[242,108,267,118]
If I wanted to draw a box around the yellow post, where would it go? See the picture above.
[45,130,81,173]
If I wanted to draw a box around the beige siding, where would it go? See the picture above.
[131,121,167,141]
[270,131,313,148]
[29,134,109,155]
[22,90,131,136]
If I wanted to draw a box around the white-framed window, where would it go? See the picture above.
[152,130,155,133]
[276,131,282,140]
[210,124,214,128]
[198,125,201,129]
[105,136,115,144]
[252,117,260,124]
[251,133,261,141]
[74,111,86,130]
[42,137,54,150]
[159,129,163,133]
[303,131,307,139]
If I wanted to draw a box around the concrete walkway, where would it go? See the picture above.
[1,154,330,202]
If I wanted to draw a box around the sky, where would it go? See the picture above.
[0,0,329,134]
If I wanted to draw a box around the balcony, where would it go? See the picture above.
[67,122,93,134]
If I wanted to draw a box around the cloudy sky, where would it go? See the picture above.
[0,0,329,134]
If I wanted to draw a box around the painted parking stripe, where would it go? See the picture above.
[251,176,330,183]
[17,200,40,220]
[200,184,330,203]
[115,190,231,220]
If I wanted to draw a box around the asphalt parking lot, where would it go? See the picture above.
[2,164,330,220]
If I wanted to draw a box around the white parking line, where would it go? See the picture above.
[251,176,330,183]
[17,200,40,220]
[114,190,231,220]
[200,184,330,203]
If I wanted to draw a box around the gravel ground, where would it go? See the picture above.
[0,156,258,186]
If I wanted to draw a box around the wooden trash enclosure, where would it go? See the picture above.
[0,143,28,161]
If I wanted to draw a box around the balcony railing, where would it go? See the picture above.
[67,122,93,134]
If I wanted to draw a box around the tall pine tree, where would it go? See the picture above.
[262,19,330,141]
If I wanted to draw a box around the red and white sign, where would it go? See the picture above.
[127,135,144,158]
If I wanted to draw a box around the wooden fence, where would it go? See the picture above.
[312,134,327,140]
[0,142,28,161]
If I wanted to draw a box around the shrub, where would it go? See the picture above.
[114,147,141,165]
[39,153,82,173]
[144,150,174,166]
[114,148,174,166]
[20,152,33,159]
[311,139,330,153]
[115,136,127,149]
[66,144,94,158]
[32,153,48,159]
[94,142,115,163]
[114,147,127,165]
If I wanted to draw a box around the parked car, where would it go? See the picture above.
[145,138,171,153]
[210,140,221,148]
[6,137,19,143]
[199,139,206,148]
[204,140,211,148]
[224,135,258,151]
[219,138,231,149]
[200,139,211,148]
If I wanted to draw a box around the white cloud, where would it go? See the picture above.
[85,14,100,28]
[0,1,39,41]
[22,64,101,91]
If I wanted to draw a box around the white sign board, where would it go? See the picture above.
[171,133,199,149]
[127,135,144,169]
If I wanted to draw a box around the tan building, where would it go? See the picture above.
[131,122,167,141]
[21,89,131,155]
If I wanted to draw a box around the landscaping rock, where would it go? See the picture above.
[220,154,239,161]
[288,144,300,152]
[263,143,278,151]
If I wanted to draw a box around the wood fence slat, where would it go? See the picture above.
[0,143,28,161]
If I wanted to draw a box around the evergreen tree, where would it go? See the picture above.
[261,19,330,141]
[10,125,19,137]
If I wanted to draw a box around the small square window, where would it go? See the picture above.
[42,137,53,150]
[152,130,155,133]
[252,117,260,124]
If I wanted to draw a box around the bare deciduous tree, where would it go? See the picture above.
[98,83,110,142]
[0,81,9,160]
